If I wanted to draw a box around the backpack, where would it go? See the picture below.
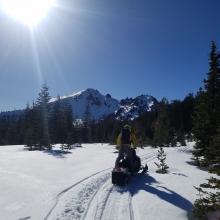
[121,128,131,145]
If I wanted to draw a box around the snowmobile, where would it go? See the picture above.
[112,149,148,186]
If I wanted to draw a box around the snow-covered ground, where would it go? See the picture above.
[0,143,212,220]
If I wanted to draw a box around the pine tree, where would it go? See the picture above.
[49,95,61,143]
[193,41,220,164]
[84,103,91,122]
[24,102,40,150]
[63,104,74,133]
[155,147,169,173]
[193,89,211,163]
[193,41,220,219]
[63,132,75,150]
[194,176,220,219]
[36,83,51,150]
[204,41,220,142]
[182,93,195,134]
[153,98,171,147]
[83,103,92,143]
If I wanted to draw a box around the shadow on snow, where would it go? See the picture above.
[122,174,193,218]
[43,144,83,158]
[43,149,72,158]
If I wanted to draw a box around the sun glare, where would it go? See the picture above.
[1,0,55,27]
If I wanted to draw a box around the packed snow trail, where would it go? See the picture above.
[47,153,156,220]
[85,154,156,220]
[44,167,112,220]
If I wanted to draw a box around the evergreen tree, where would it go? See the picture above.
[24,102,40,150]
[193,41,220,219]
[84,103,91,122]
[36,83,51,149]
[194,176,220,219]
[208,126,220,171]
[193,41,220,164]
[64,105,74,134]
[182,93,195,134]
[204,41,220,140]
[193,89,211,162]
[133,110,157,145]
[153,98,171,147]
[155,147,169,173]
[49,96,74,144]
[83,103,92,142]
[63,132,75,150]
[49,96,62,143]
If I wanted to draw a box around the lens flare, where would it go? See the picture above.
[1,0,55,27]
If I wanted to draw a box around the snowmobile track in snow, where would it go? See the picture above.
[93,184,135,220]
[44,167,112,220]
[45,152,156,220]
[84,153,156,220]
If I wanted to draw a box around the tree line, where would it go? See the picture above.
[0,89,195,148]
[192,41,220,219]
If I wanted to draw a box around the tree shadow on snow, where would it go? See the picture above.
[18,216,31,220]
[43,149,72,158]
[128,174,193,218]
[171,172,188,177]
[186,160,208,172]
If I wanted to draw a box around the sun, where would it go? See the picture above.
[1,0,55,27]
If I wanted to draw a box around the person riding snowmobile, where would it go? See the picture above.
[115,124,137,172]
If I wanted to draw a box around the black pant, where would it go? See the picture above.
[115,145,134,171]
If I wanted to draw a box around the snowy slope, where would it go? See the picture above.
[116,95,158,120]
[50,88,119,121]
[0,143,213,220]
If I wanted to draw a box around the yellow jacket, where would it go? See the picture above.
[117,132,137,149]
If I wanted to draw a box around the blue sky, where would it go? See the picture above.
[0,0,220,111]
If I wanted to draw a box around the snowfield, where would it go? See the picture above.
[0,143,212,220]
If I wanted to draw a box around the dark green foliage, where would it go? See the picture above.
[23,86,75,150]
[49,96,73,144]
[169,94,194,135]
[193,41,220,218]
[193,89,211,163]
[90,115,122,144]
[155,147,169,173]
[49,96,62,143]
[24,103,40,150]
[182,94,195,133]
[0,94,195,147]
[153,98,171,147]
[61,132,75,151]
[131,94,194,147]
[133,110,157,145]
[208,127,220,173]
[193,177,220,219]
[36,84,51,149]
[193,41,220,163]
[81,122,92,143]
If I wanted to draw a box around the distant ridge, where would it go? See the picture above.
[0,88,158,121]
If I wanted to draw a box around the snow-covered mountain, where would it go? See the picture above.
[116,95,158,120]
[50,88,119,121]
[49,88,158,121]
